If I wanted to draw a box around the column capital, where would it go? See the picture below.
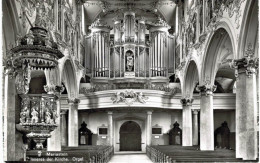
[60,110,68,115]
[147,111,153,115]
[192,109,199,114]
[67,98,80,105]
[44,84,65,95]
[107,111,113,115]
[230,56,258,78]
[196,84,216,96]
[180,98,194,106]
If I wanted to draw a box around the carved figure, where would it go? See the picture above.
[137,92,147,103]
[20,109,27,123]
[111,90,149,105]
[52,109,58,124]
[111,92,123,103]
[31,108,39,123]
[126,55,134,71]
[45,109,52,124]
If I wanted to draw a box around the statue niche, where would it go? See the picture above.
[168,121,182,145]
[214,121,230,148]
[125,50,134,72]
[79,121,93,145]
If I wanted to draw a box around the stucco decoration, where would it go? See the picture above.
[111,90,148,105]
[230,55,259,79]
[208,0,246,29]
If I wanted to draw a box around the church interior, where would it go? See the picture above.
[2,0,259,162]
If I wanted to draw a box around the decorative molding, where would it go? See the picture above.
[111,90,148,106]
[149,17,171,29]
[90,18,111,29]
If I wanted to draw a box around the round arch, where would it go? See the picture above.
[237,0,258,59]
[2,0,23,59]
[61,59,78,98]
[201,28,235,85]
[119,121,142,151]
[183,60,199,97]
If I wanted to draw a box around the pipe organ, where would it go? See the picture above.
[85,11,175,87]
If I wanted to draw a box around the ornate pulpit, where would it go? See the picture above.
[79,121,93,145]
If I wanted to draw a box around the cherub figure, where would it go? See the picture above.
[137,92,147,104]
[111,92,123,103]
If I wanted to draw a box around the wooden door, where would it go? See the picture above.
[120,121,141,151]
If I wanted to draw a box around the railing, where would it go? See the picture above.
[88,146,114,163]
[146,146,173,163]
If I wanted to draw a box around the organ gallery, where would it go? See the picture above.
[2,0,259,162]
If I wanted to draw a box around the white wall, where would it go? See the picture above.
[78,109,236,148]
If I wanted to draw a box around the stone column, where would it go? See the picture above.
[47,99,61,151]
[107,111,113,146]
[45,85,64,151]
[231,56,258,160]
[60,110,68,146]
[192,110,199,146]
[196,84,216,150]
[67,98,80,147]
[3,73,21,161]
[180,98,193,146]
[146,111,152,146]
[4,68,28,161]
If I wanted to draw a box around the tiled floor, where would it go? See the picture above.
[109,154,152,163]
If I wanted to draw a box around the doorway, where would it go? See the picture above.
[120,121,141,151]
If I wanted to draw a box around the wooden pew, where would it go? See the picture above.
[146,145,245,163]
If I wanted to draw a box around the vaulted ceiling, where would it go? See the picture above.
[83,0,176,27]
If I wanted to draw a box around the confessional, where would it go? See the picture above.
[79,121,93,145]
[169,121,182,145]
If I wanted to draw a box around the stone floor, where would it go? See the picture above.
[109,154,152,163]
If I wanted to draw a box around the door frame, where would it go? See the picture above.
[119,121,142,151]
[113,114,146,152]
